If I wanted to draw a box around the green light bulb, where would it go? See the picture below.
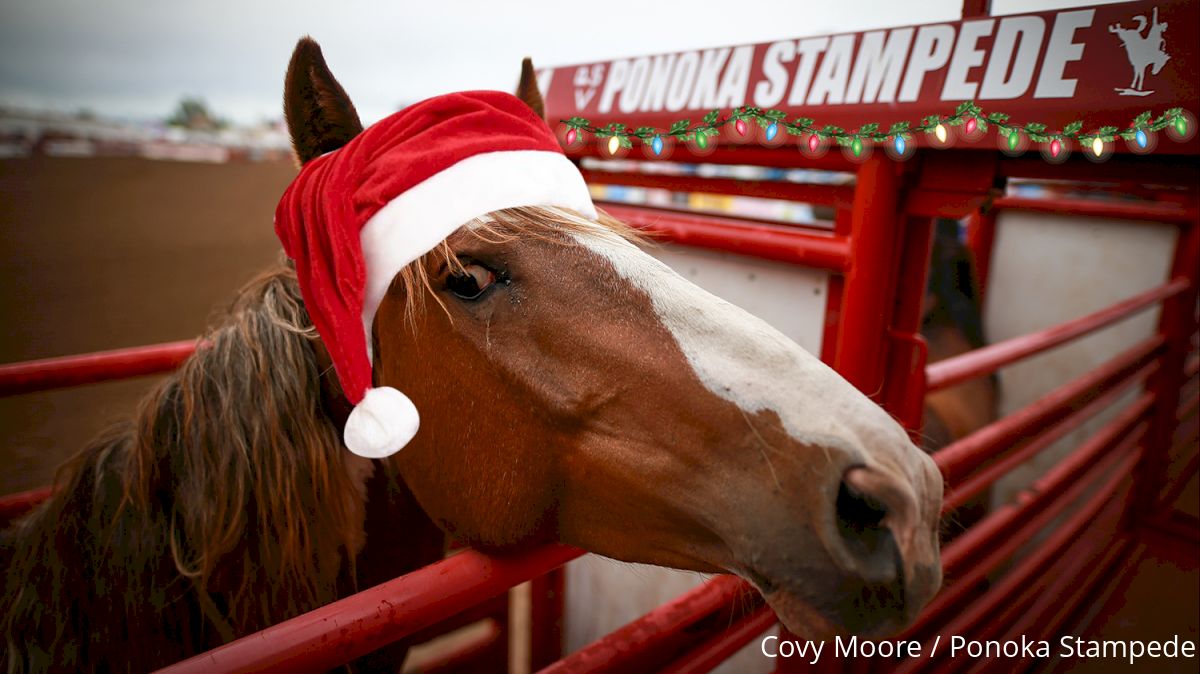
[1007,132,1019,151]
[851,137,863,157]
[1175,116,1188,136]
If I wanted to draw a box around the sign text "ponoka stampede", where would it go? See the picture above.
[585,10,1094,115]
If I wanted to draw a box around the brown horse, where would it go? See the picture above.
[922,218,998,534]
[1,39,943,671]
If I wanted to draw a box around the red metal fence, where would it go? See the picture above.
[2,4,1198,671]
[2,147,1195,673]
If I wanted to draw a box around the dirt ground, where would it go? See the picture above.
[0,156,296,494]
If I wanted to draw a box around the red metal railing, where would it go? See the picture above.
[2,132,1196,674]
[0,339,197,397]
[159,545,582,674]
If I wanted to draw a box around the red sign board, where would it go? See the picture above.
[541,0,1198,151]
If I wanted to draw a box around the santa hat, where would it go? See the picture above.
[274,90,596,458]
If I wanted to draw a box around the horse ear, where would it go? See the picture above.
[284,37,364,165]
[515,57,545,120]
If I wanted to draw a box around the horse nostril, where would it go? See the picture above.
[834,467,905,588]
[837,474,888,533]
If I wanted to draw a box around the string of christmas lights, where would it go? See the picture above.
[558,102,1195,164]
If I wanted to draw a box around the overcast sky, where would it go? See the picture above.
[0,0,1122,125]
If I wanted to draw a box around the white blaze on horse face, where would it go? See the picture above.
[567,218,917,475]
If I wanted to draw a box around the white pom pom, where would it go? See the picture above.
[343,387,420,458]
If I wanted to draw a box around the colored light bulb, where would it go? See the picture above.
[765,122,778,142]
[652,135,664,156]
[607,135,620,155]
[934,123,947,143]
[1007,132,1019,151]
[894,135,906,155]
[808,134,820,152]
[1175,116,1188,136]
[696,132,708,150]
[965,117,977,134]
[1135,128,1147,148]
[1050,138,1061,157]
[735,118,747,136]
[851,137,863,157]
[1092,137,1103,156]
[565,127,577,145]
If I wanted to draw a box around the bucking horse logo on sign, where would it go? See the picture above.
[1109,6,1170,96]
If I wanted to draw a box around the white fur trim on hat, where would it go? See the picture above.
[359,149,597,350]
[344,386,420,458]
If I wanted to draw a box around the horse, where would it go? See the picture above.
[1,38,943,672]
[922,218,998,536]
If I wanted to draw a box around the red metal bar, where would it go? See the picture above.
[529,568,566,670]
[907,412,1148,639]
[156,545,582,674]
[569,143,859,172]
[1135,218,1200,519]
[997,155,1200,188]
[966,518,1132,674]
[965,209,996,305]
[926,278,1189,391]
[937,457,1131,644]
[912,459,1132,674]
[992,195,1196,225]
[597,202,849,271]
[658,606,776,674]
[934,335,1163,484]
[943,369,1155,512]
[1004,531,1132,672]
[537,575,751,674]
[881,216,935,431]
[580,169,854,209]
[834,154,904,396]
[0,486,54,524]
[0,339,197,397]
[942,410,1146,578]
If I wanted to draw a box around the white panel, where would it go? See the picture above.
[982,210,1177,506]
[646,242,829,355]
[565,242,827,674]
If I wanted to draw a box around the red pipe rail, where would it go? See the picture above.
[0,137,1193,674]
[0,339,197,397]
[927,278,1190,392]
[943,361,1155,511]
[992,195,1197,225]
[597,202,850,271]
[658,606,777,674]
[157,545,583,674]
[902,455,1136,674]
[935,335,1163,484]
[537,575,752,674]
[580,168,855,209]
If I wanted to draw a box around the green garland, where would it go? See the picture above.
[560,101,1191,152]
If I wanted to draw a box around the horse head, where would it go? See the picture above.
[284,38,942,638]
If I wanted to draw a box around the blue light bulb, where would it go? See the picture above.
[894,136,906,155]
[765,122,778,142]
[652,136,664,155]
[1135,128,1147,148]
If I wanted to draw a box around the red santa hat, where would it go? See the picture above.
[274,90,596,458]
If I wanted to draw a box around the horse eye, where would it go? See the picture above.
[446,263,496,300]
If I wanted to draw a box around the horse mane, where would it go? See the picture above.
[2,266,365,671]
[1,205,629,671]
